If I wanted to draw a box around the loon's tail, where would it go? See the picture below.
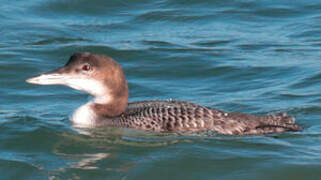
[244,112,301,135]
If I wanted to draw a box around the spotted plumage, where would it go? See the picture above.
[100,100,300,135]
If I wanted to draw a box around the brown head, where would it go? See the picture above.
[26,52,129,117]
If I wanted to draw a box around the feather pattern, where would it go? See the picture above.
[98,100,300,135]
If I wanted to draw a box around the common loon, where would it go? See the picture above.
[26,52,301,135]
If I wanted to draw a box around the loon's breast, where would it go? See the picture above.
[97,100,300,135]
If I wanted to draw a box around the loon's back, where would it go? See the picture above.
[105,100,300,135]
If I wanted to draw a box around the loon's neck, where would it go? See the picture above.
[71,102,97,127]
[92,95,128,118]
[72,58,129,126]
[71,95,128,127]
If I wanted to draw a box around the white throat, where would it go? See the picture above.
[66,77,108,97]
[93,95,112,104]
[71,94,113,127]
[71,102,97,127]
[68,76,114,127]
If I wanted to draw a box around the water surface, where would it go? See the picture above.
[1,0,321,179]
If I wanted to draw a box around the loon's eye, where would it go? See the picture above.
[82,64,91,71]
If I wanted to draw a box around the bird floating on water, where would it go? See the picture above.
[26,52,301,135]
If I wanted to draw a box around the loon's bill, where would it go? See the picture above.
[27,69,67,85]
[26,52,301,135]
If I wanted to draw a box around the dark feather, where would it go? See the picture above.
[104,100,301,135]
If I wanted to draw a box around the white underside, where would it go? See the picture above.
[67,78,112,127]
[71,102,97,127]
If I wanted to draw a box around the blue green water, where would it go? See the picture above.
[1,0,321,179]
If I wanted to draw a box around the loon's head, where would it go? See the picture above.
[27,53,129,116]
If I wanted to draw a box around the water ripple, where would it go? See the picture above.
[2,0,321,179]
